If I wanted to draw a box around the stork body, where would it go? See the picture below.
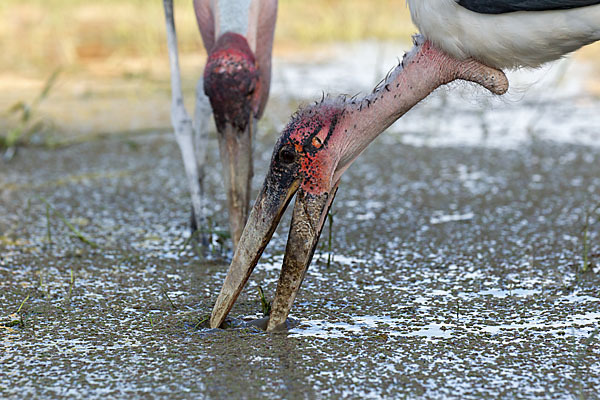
[407,0,600,69]
[163,0,277,249]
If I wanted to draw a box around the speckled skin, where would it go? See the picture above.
[204,32,260,133]
[274,105,343,195]
[268,38,508,197]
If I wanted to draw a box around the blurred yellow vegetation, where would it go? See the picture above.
[0,0,415,76]
[0,0,417,138]
[1,0,598,80]
[0,0,597,139]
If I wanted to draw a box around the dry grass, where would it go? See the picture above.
[277,0,415,46]
[0,0,199,75]
[0,0,416,139]
[2,0,598,81]
[0,0,415,77]
[0,0,598,139]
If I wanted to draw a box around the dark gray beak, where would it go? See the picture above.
[217,122,254,249]
[210,172,338,331]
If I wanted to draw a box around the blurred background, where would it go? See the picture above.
[0,0,418,148]
[1,0,598,152]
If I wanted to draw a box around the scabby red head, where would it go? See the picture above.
[203,32,261,249]
[204,32,260,132]
[267,103,345,197]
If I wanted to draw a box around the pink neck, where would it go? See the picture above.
[333,37,508,180]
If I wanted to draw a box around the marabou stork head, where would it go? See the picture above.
[204,32,261,248]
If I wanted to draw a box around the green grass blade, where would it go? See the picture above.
[39,197,99,248]
[17,294,30,314]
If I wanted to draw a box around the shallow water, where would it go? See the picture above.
[2,45,600,399]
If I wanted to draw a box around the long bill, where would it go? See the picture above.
[217,121,255,250]
[209,176,300,329]
[266,186,338,331]
[210,181,338,331]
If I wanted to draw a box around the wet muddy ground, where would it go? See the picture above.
[2,45,600,398]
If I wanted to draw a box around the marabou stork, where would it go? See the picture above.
[163,0,277,249]
[210,1,600,330]
[209,36,509,331]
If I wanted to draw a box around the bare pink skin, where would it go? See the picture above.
[204,33,260,131]
[193,0,277,118]
[282,37,508,197]
[312,41,508,194]
[210,36,508,330]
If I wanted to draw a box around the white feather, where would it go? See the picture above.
[215,0,252,38]
[407,0,600,68]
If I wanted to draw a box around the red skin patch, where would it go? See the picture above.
[282,105,343,195]
[204,32,260,132]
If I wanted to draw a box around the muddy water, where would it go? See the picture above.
[2,46,600,398]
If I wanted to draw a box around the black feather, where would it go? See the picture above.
[457,0,600,14]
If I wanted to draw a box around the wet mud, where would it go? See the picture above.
[2,46,600,398]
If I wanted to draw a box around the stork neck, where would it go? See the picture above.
[334,37,507,177]
[215,0,252,38]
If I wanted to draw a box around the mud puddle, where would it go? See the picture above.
[2,45,600,398]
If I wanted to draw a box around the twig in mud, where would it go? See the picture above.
[69,269,74,297]
[315,208,336,266]
[147,312,154,328]
[17,294,29,314]
[39,197,98,248]
[161,287,177,310]
[45,201,52,246]
[15,293,30,328]
[326,209,336,269]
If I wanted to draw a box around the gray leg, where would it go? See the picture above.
[163,0,205,240]
[192,77,213,245]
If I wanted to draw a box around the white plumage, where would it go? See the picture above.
[215,0,251,39]
[407,0,600,68]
